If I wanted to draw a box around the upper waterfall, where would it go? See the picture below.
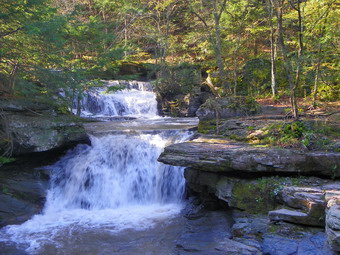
[75,80,158,118]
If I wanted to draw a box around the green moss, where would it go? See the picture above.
[231,179,278,214]
[0,157,16,165]
[268,224,281,233]
[229,134,246,142]
[198,120,216,134]
[246,120,338,151]
[231,177,306,214]
[2,185,10,195]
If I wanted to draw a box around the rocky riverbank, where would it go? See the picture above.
[158,134,340,254]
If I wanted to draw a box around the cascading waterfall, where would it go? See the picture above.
[0,81,195,254]
[45,133,188,212]
[77,80,158,118]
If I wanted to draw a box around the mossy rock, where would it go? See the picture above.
[229,177,307,214]
[198,120,217,134]
[230,179,278,214]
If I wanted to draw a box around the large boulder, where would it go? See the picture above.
[187,91,213,117]
[268,186,327,226]
[0,99,88,155]
[158,140,340,178]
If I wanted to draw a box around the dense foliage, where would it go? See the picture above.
[0,0,338,111]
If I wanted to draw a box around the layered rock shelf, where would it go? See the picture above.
[159,140,340,178]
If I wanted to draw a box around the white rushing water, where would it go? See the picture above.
[0,81,194,254]
[76,80,158,118]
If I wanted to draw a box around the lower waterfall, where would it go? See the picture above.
[1,131,192,254]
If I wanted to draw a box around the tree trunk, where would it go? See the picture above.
[76,92,82,116]
[214,14,226,90]
[213,0,229,93]
[312,45,322,107]
[124,17,128,58]
[233,57,238,96]
[9,63,18,94]
[292,0,304,118]
[267,0,277,98]
[275,0,298,118]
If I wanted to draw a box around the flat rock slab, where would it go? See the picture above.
[269,209,324,227]
[158,140,340,177]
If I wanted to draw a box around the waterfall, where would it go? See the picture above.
[44,133,187,212]
[1,131,192,254]
[0,82,197,254]
[76,80,158,118]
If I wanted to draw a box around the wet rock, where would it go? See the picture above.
[263,235,299,255]
[158,141,340,178]
[296,232,334,255]
[0,167,49,226]
[176,209,233,254]
[232,237,263,252]
[262,232,334,255]
[268,208,324,227]
[231,212,334,255]
[231,215,268,238]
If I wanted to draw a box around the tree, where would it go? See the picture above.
[190,0,229,92]
[266,0,277,98]
[272,0,298,118]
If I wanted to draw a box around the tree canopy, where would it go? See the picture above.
[0,0,338,113]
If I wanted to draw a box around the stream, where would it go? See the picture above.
[0,81,233,255]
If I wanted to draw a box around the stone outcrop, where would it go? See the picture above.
[158,140,340,178]
[1,99,88,155]
[325,193,340,252]
[184,168,280,213]
[268,186,327,227]
[269,209,323,227]
[182,165,339,252]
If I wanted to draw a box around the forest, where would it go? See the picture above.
[0,1,340,254]
[0,0,338,115]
